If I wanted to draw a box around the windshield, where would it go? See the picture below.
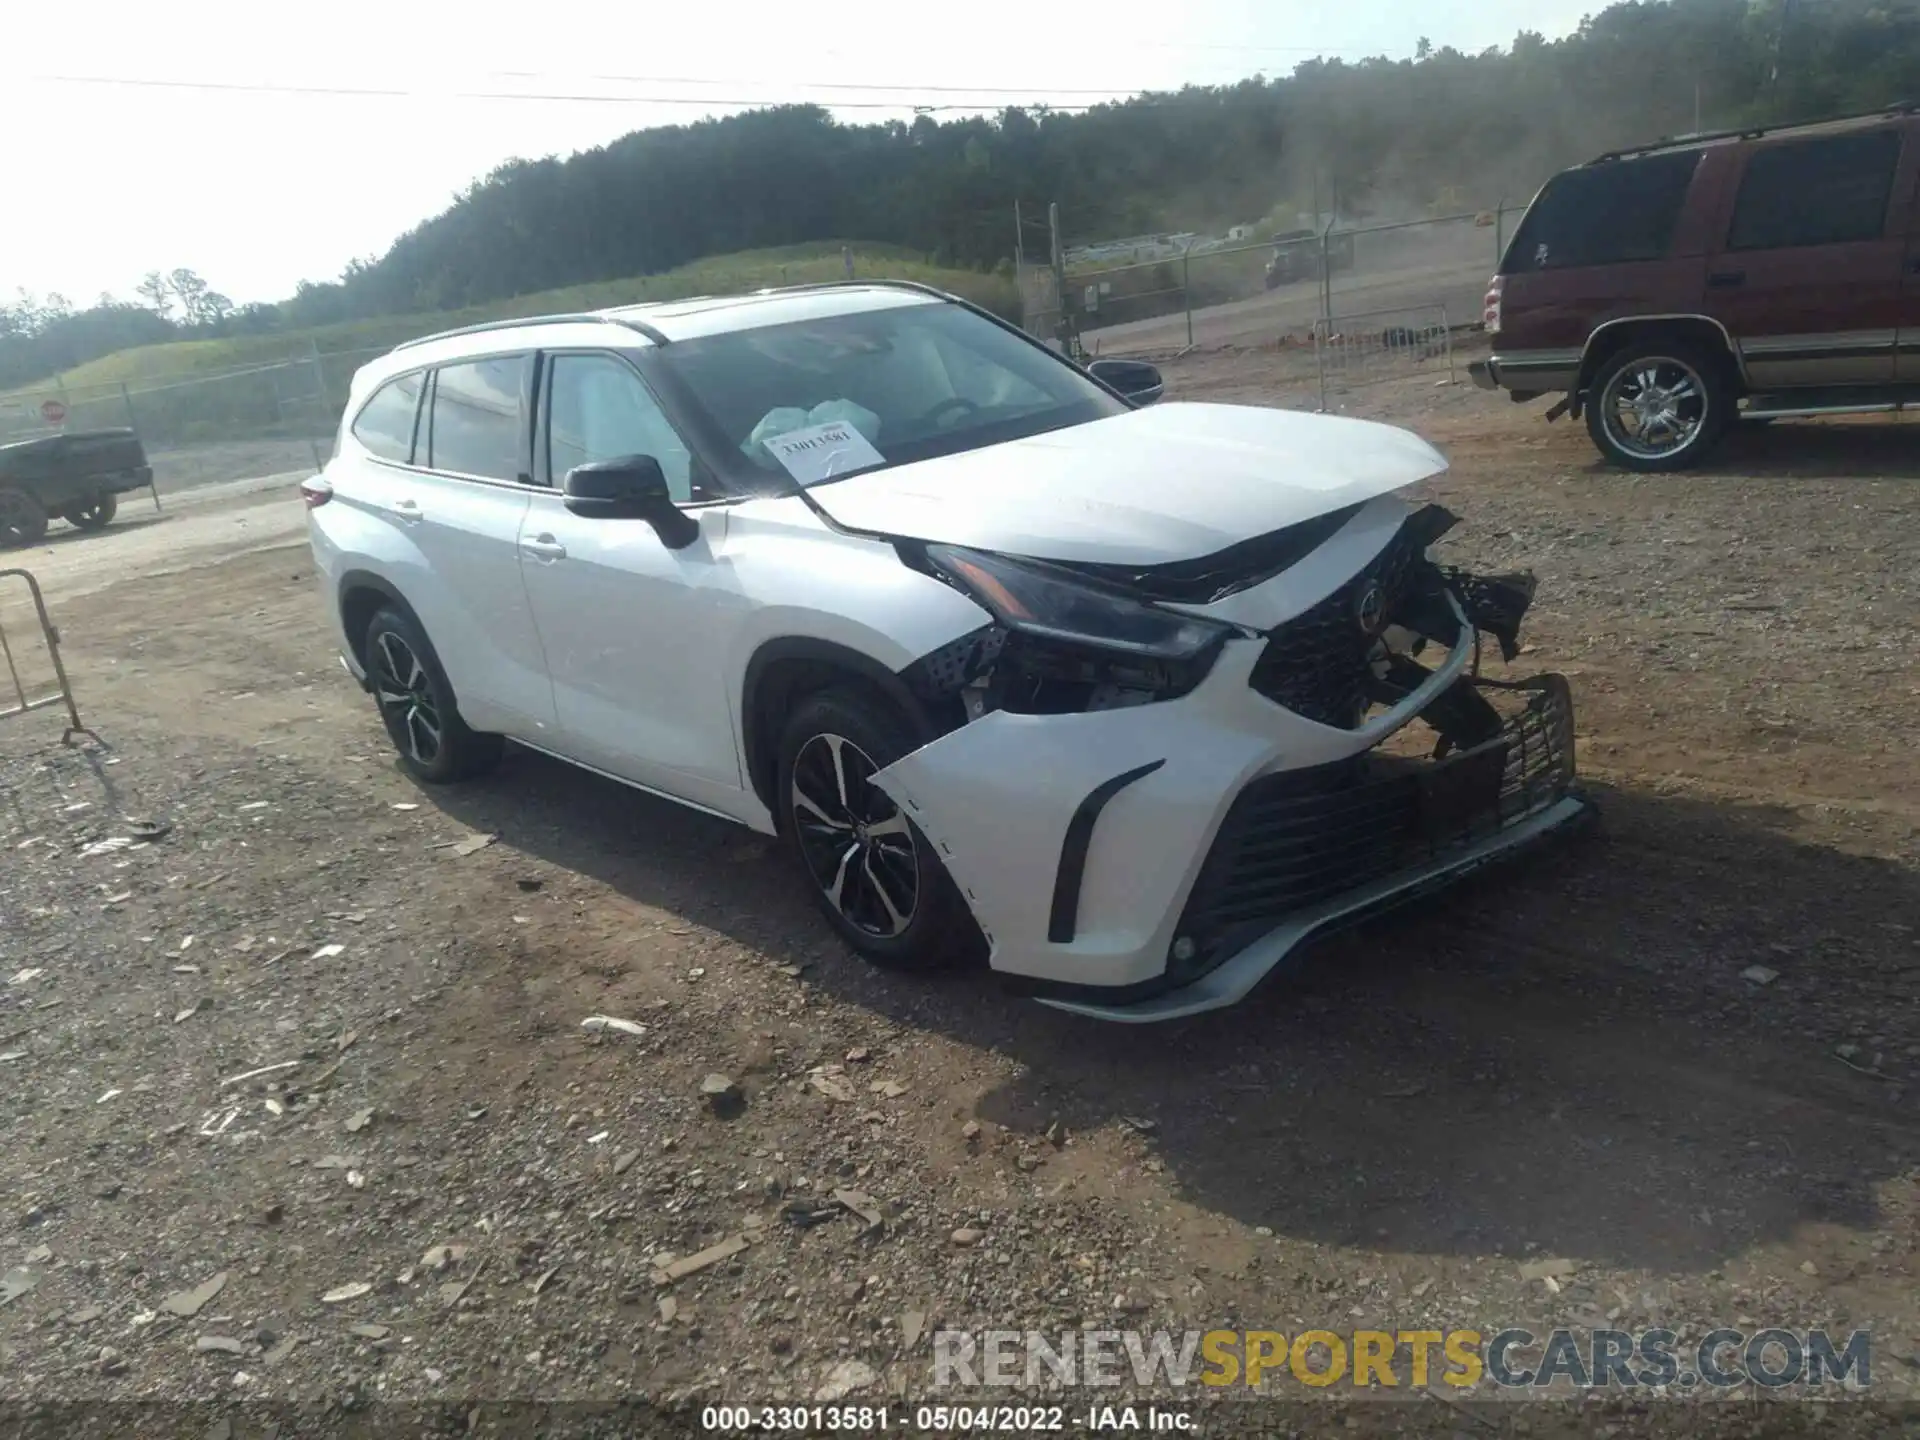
[641,300,1128,490]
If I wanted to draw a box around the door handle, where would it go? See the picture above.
[390,498,423,524]
[1906,254,1920,275]
[1707,270,1745,289]
[521,535,567,562]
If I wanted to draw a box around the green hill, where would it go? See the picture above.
[24,244,1016,402]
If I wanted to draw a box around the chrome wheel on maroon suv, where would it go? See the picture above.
[1586,342,1730,472]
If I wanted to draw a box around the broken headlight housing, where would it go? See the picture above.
[924,544,1233,714]
[927,545,1231,661]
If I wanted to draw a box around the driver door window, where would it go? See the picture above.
[546,353,701,501]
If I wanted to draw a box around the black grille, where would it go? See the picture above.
[1175,676,1576,966]
[1246,527,1420,728]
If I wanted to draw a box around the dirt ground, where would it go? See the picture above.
[2,343,1916,1439]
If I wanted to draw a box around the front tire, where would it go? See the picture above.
[363,606,503,784]
[62,494,118,531]
[0,488,49,548]
[1585,340,1732,471]
[775,687,979,972]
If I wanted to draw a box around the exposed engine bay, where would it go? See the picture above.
[898,502,1540,757]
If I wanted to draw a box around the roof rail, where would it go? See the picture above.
[391,309,669,352]
[723,277,957,302]
[1586,99,1914,165]
[386,280,948,356]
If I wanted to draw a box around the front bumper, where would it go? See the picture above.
[1046,676,1586,1021]
[874,603,1585,1021]
[1044,675,1582,1021]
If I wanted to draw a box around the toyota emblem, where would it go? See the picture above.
[1354,582,1387,636]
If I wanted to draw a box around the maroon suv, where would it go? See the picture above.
[1471,102,1920,470]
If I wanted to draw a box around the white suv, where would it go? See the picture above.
[305,283,1589,1021]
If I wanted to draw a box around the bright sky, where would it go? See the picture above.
[5,0,1597,307]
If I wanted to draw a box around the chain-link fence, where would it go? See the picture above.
[1062,206,1516,402]
[1,345,388,499]
[1015,260,1065,351]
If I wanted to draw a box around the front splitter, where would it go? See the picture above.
[1036,793,1594,1023]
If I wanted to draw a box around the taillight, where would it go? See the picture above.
[1483,275,1504,335]
[300,479,333,509]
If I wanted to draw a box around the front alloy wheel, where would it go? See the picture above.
[789,732,920,938]
[774,686,977,971]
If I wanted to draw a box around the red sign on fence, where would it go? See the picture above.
[39,399,67,426]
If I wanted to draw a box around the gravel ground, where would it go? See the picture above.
[2,347,1916,1439]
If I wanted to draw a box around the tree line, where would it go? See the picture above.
[2,0,1914,393]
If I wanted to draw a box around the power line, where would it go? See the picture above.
[23,68,1352,111]
[21,73,1153,111]
[488,71,1145,98]
[480,66,1360,96]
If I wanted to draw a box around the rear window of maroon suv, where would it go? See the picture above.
[1502,150,1703,274]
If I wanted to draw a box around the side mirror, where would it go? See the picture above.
[1087,357,1164,407]
[562,454,698,550]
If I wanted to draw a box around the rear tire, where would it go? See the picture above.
[1585,340,1732,472]
[362,606,503,784]
[0,488,49,548]
[62,494,118,531]
[775,686,980,972]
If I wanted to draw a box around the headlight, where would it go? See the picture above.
[926,544,1230,661]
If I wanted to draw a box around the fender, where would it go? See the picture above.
[739,635,938,814]
[334,569,460,706]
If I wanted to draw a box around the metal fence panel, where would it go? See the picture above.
[1313,304,1456,408]
[0,568,88,742]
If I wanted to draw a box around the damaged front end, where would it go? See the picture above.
[877,500,1591,1021]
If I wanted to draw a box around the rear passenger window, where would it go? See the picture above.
[1727,130,1902,251]
[1502,151,1701,273]
[428,357,528,481]
[350,372,423,463]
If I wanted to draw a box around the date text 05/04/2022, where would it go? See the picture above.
[699,1405,1195,1432]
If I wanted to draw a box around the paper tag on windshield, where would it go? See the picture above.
[759,420,884,484]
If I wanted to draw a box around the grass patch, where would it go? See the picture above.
[12,243,1018,411]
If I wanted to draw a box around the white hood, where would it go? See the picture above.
[807,402,1447,564]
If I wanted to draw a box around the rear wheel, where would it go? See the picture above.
[62,494,118,531]
[363,606,503,784]
[0,488,48,548]
[775,687,979,971]
[1585,341,1732,471]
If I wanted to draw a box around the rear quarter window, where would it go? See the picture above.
[1726,128,1902,250]
[350,372,424,464]
[1502,151,1702,274]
